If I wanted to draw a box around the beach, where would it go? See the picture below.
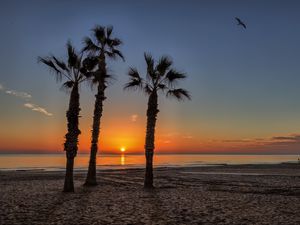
[1,163,300,225]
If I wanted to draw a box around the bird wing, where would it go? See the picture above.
[235,17,241,23]
[241,22,246,29]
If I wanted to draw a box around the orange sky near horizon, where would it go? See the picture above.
[1,89,300,155]
[1,115,300,154]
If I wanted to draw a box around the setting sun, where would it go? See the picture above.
[120,147,126,152]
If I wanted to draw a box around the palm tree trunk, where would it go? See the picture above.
[85,83,106,185]
[144,91,159,189]
[85,53,107,186]
[63,83,81,192]
[64,157,74,192]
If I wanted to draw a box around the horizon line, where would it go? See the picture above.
[0,152,298,156]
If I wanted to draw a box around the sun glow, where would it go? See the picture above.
[120,147,126,152]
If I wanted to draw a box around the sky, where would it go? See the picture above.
[0,0,300,154]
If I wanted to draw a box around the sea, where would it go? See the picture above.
[0,154,298,171]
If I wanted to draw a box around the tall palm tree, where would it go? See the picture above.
[124,53,191,188]
[82,25,124,185]
[38,41,97,192]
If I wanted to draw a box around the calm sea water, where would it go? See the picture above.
[0,154,298,171]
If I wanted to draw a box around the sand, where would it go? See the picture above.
[0,163,300,225]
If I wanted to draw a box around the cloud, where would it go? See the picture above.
[0,82,52,117]
[24,103,53,116]
[271,135,300,142]
[131,114,138,122]
[0,83,31,100]
[5,90,32,100]
[223,139,252,143]
[222,133,300,151]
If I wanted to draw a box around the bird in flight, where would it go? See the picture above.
[235,17,246,29]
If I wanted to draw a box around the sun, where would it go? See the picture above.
[120,147,126,153]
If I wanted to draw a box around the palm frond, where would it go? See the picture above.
[106,25,113,38]
[128,67,141,79]
[107,38,122,47]
[124,79,143,90]
[38,56,63,82]
[156,56,172,76]
[105,50,114,58]
[165,69,186,84]
[60,80,76,93]
[105,49,125,61]
[51,56,69,72]
[166,88,191,101]
[124,67,143,90]
[111,38,122,46]
[105,72,115,80]
[62,80,74,88]
[112,49,124,61]
[144,52,155,80]
[144,53,154,70]
[93,25,106,44]
[66,41,79,68]
[82,37,100,53]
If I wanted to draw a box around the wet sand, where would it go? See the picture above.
[0,163,300,225]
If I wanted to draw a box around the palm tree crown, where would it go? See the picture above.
[125,53,191,100]
[82,25,124,84]
[38,41,97,89]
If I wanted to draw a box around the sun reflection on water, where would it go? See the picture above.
[120,154,125,165]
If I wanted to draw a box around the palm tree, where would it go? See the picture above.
[38,41,97,192]
[82,25,124,185]
[124,53,191,188]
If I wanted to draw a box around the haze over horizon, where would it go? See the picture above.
[1,0,300,154]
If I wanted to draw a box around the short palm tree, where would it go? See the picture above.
[82,25,124,185]
[38,41,97,192]
[124,53,191,188]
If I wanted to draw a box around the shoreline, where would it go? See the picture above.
[0,161,299,172]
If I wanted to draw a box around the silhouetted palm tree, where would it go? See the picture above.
[38,41,97,192]
[124,53,191,188]
[82,25,124,185]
